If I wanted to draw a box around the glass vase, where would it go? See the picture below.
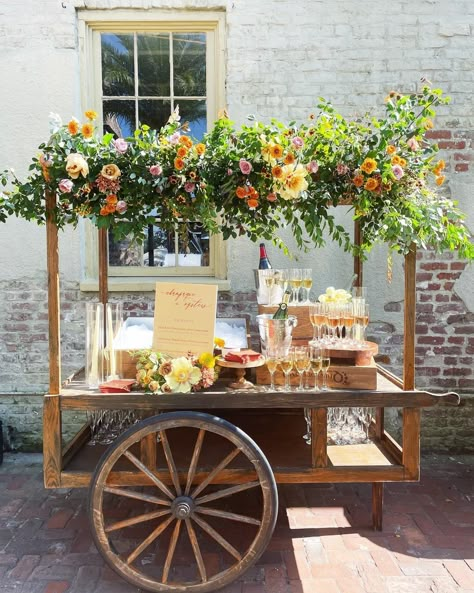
[85,303,104,389]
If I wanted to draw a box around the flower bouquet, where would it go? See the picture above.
[133,349,218,394]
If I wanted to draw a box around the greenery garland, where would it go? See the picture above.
[1,86,472,259]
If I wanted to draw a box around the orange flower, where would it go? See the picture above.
[84,110,98,121]
[434,159,446,174]
[174,157,185,170]
[269,144,284,159]
[399,157,407,167]
[195,143,206,155]
[272,165,283,179]
[424,119,434,130]
[105,203,116,214]
[177,146,188,158]
[360,158,377,174]
[100,206,109,216]
[364,177,379,192]
[386,145,397,155]
[236,186,247,199]
[82,123,94,138]
[179,135,193,148]
[284,153,295,165]
[391,155,402,166]
[68,119,79,135]
[106,194,118,205]
[436,175,446,186]
[247,197,259,209]
[353,174,364,187]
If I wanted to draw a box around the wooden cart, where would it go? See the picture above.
[43,196,459,592]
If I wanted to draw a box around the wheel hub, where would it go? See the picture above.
[171,496,195,519]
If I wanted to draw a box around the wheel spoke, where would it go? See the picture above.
[162,519,182,583]
[105,509,171,533]
[185,429,205,495]
[160,430,182,496]
[123,450,175,500]
[191,448,241,499]
[185,518,207,583]
[194,506,261,526]
[195,481,260,505]
[192,514,242,561]
[104,486,171,507]
[126,515,174,565]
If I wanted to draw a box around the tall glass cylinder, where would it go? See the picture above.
[105,302,123,381]
[85,303,104,389]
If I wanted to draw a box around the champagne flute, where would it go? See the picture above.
[309,302,324,342]
[263,269,275,305]
[301,268,313,304]
[294,346,310,391]
[279,349,294,391]
[320,348,331,391]
[342,303,355,345]
[327,304,339,343]
[309,344,322,390]
[265,350,280,391]
[289,269,302,304]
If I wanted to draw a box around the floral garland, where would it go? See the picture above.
[133,349,218,394]
[0,86,472,259]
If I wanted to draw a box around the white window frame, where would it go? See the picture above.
[77,9,229,291]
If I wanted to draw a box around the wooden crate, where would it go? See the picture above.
[116,350,138,379]
[256,359,377,389]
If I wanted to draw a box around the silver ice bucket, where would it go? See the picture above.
[256,314,298,356]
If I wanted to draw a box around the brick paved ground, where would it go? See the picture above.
[0,452,473,593]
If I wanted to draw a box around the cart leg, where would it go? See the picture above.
[372,482,384,531]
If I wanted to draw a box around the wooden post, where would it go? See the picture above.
[403,246,420,480]
[372,483,384,531]
[354,220,363,287]
[311,408,328,467]
[44,191,62,487]
[98,227,108,307]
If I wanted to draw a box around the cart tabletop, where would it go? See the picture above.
[52,370,459,411]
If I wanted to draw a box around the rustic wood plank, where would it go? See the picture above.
[380,430,403,465]
[46,191,61,395]
[402,408,421,480]
[311,408,328,468]
[375,408,384,440]
[404,246,416,391]
[43,394,62,488]
[140,434,157,472]
[98,227,108,307]
[354,220,363,287]
[376,364,404,389]
[62,422,91,470]
[372,483,384,531]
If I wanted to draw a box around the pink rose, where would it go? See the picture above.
[58,179,73,193]
[307,160,319,174]
[113,138,128,153]
[392,164,404,180]
[116,200,127,214]
[407,137,420,151]
[267,192,277,202]
[149,164,162,176]
[292,136,304,149]
[184,182,196,193]
[227,168,233,176]
[336,163,349,175]
[169,132,180,145]
[239,159,252,175]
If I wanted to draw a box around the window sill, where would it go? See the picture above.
[80,276,231,292]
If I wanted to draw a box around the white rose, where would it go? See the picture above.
[66,153,89,179]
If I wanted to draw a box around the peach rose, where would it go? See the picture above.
[100,163,121,180]
[66,153,89,179]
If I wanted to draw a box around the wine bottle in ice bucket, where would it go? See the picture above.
[272,289,292,320]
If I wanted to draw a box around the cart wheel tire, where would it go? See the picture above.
[88,411,278,592]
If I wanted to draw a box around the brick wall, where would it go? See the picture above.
[0,0,473,451]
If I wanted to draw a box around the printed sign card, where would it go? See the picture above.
[153,282,218,356]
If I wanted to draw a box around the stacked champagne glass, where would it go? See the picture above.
[260,268,313,305]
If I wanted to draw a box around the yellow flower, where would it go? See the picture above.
[165,357,202,393]
[214,337,225,348]
[66,153,89,179]
[386,145,397,155]
[434,159,446,175]
[101,163,121,180]
[398,157,407,168]
[391,155,402,166]
[198,352,216,368]
[174,157,185,170]
[279,163,309,200]
[85,110,98,120]
[269,144,284,159]
[424,119,434,130]
[68,119,79,135]
[360,158,377,174]
[436,175,445,186]
[81,123,94,138]
[283,152,295,165]
[364,177,379,192]
[196,143,206,155]
[272,165,283,179]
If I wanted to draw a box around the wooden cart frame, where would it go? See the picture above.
[42,194,459,591]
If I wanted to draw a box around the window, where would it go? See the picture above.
[78,10,228,290]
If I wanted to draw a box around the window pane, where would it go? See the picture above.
[143,225,176,267]
[108,235,143,266]
[177,222,210,267]
[101,34,135,97]
[138,99,171,130]
[173,33,206,96]
[178,100,207,140]
[103,100,135,137]
[138,34,170,97]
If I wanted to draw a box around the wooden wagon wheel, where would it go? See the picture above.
[89,411,278,592]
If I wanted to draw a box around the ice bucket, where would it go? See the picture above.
[256,314,298,356]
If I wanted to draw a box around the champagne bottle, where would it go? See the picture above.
[258,243,272,269]
[272,289,292,319]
